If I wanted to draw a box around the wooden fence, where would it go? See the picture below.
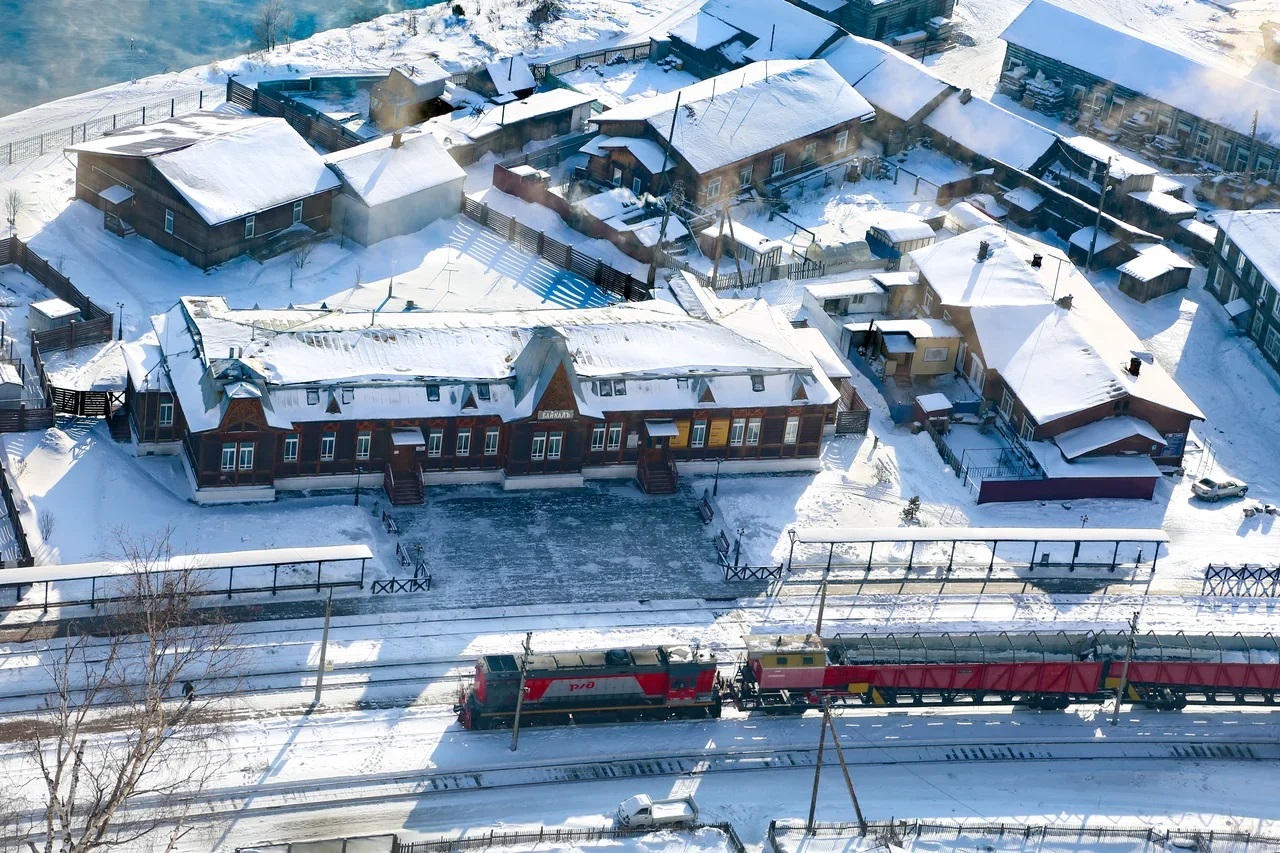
[683,258,827,291]
[531,42,653,80]
[227,77,366,153]
[461,196,650,301]
[396,822,744,853]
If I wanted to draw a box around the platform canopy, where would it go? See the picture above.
[792,526,1169,545]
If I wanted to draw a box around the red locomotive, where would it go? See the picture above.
[456,645,721,730]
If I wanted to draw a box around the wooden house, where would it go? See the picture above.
[369,62,452,129]
[908,226,1202,487]
[69,112,340,269]
[587,60,874,212]
[665,0,844,77]
[1205,210,1280,375]
[473,57,538,101]
[1000,0,1280,186]
[422,89,596,165]
[922,89,1058,173]
[1033,136,1157,217]
[792,0,955,44]
[1116,244,1193,303]
[131,297,839,504]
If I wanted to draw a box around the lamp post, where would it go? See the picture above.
[1080,513,1089,528]
[787,528,798,572]
[115,302,124,340]
[354,466,364,506]
[713,458,723,497]
[733,527,745,569]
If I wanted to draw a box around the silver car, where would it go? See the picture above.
[1191,477,1248,501]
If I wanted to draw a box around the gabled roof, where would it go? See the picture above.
[67,111,273,158]
[1216,209,1280,288]
[819,35,952,124]
[593,60,874,174]
[669,0,842,62]
[1054,416,1166,460]
[1001,0,1280,144]
[923,92,1058,171]
[483,56,536,96]
[392,61,449,89]
[324,131,465,206]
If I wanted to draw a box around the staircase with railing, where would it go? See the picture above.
[383,463,424,505]
[637,452,678,495]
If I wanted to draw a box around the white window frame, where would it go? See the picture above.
[783,416,799,445]
[835,130,849,152]
[547,431,563,460]
[456,429,471,456]
[606,423,622,450]
[477,383,491,401]
[293,200,304,224]
[245,215,256,239]
[158,400,174,427]
[611,167,623,187]
[1251,308,1265,340]
[591,424,606,451]
[771,152,786,177]
[427,384,440,402]
[283,434,299,463]
[238,443,255,471]
[801,141,816,163]
[484,427,500,456]
[632,176,643,196]
[1266,327,1280,362]
[999,389,1014,421]
[738,165,753,189]
[320,432,336,461]
[1020,418,1035,442]
[531,432,546,460]
[691,420,707,448]
[427,429,443,457]
[1236,252,1247,276]
[729,418,746,447]
[745,417,762,446]
[612,379,627,396]
[356,431,371,460]
[705,177,721,199]
[164,209,174,235]
[220,443,236,472]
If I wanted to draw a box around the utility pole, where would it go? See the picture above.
[815,565,831,637]
[646,92,682,288]
[823,707,867,832]
[722,203,749,289]
[1084,157,1113,273]
[805,702,830,833]
[1110,610,1140,726]
[313,588,334,705]
[510,631,534,751]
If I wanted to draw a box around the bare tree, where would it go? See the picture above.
[252,0,295,52]
[21,528,241,852]
[4,189,21,236]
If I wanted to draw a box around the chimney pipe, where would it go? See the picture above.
[1128,357,1141,376]
[977,240,990,262]
[1031,253,1043,269]
[959,88,972,104]
[392,129,404,149]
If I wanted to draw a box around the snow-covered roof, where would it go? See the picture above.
[1128,190,1196,217]
[917,392,952,413]
[669,0,842,61]
[121,333,170,393]
[865,211,934,243]
[148,118,339,225]
[1068,226,1119,252]
[394,60,449,88]
[324,130,465,207]
[0,364,20,387]
[1001,0,1280,144]
[1053,415,1166,460]
[573,186,642,221]
[846,317,960,339]
[581,135,674,175]
[594,60,874,174]
[1216,210,1280,287]
[819,35,952,123]
[804,279,884,299]
[924,92,1058,171]
[426,89,596,144]
[1117,244,1193,282]
[155,296,836,432]
[945,201,998,233]
[1002,187,1043,211]
[30,298,80,320]
[791,327,851,379]
[909,226,1203,424]
[484,57,536,96]
[1060,136,1157,180]
[67,111,270,157]
[98,184,134,205]
[1180,217,1217,244]
[1030,441,1161,479]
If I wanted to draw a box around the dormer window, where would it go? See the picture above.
[751,374,765,392]
[477,383,491,401]
[341,388,354,404]
[306,389,319,405]
[612,379,626,396]
[427,384,440,402]
[597,380,613,397]
[677,378,689,389]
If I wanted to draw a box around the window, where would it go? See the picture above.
[835,130,849,152]
[158,400,174,427]
[801,142,816,163]
[738,165,753,188]
[999,389,1013,420]
[923,289,936,314]
[783,416,799,445]
[729,418,746,446]
[597,380,612,397]
[613,379,627,396]
[238,442,255,470]
[484,427,500,455]
[750,374,765,392]
[771,152,786,177]
[591,424,606,451]
[164,209,174,235]
[341,388,354,404]
[745,417,761,446]
[320,431,336,461]
[477,383,491,401]
[607,423,622,450]
[1251,309,1265,341]
[292,200,303,225]
[220,443,236,471]
[531,432,546,460]
[456,429,471,456]
[1266,327,1280,362]
[306,388,319,405]
[1270,286,1280,322]
[691,420,707,448]
[427,429,443,457]
[283,434,299,463]
[705,177,721,199]
[611,167,622,187]
[677,377,689,389]
[427,384,440,402]
[1020,418,1035,442]
[244,215,255,239]
[547,431,563,460]
[356,430,371,460]
[632,176,643,196]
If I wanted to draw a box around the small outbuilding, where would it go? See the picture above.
[1117,244,1194,303]
[29,298,80,335]
[864,213,935,271]
[370,62,452,129]
[475,56,537,101]
[325,130,467,246]
[1067,226,1134,270]
[0,363,24,403]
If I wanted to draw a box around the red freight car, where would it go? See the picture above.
[457,645,720,730]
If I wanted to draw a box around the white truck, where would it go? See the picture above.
[615,794,699,828]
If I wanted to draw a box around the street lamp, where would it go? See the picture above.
[787,528,798,572]
[733,527,745,568]
[354,466,365,506]
[1080,513,1089,528]
[115,302,124,340]
[713,458,723,497]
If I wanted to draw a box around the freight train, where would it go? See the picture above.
[455,631,1280,730]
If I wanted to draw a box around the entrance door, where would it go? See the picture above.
[967,353,985,391]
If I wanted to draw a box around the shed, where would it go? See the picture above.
[477,57,537,100]
[914,391,952,430]
[1117,244,1193,303]
[698,219,789,268]
[324,131,466,246]
[370,62,451,129]
[864,213,934,271]
[30,298,81,335]
[1067,226,1133,270]
[0,363,23,403]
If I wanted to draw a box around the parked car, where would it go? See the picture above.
[1191,477,1248,501]
[616,794,698,828]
